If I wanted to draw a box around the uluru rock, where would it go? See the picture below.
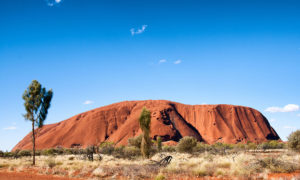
[13,100,280,150]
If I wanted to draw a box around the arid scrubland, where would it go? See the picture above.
[1,150,300,179]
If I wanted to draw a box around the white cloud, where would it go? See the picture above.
[130,25,148,36]
[83,100,94,105]
[284,126,296,130]
[174,60,182,64]
[265,104,299,113]
[159,59,166,64]
[3,126,17,130]
[46,0,62,6]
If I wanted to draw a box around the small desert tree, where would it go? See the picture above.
[139,107,151,158]
[23,80,53,165]
[287,130,300,152]
[157,136,162,151]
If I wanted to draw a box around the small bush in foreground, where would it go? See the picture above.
[46,158,56,168]
[288,130,300,152]
[176,136,197,153]
[155,173,166,180]
[128,135,143,148]
[249,157,297,173]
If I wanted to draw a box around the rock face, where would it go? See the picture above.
[13,100,280,150]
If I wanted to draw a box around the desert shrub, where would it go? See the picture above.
[233,143,246,151]
[249,157,297,173]
[155,173,166,180]
[113,146,125,158]
[210,142,233,154]
[42,148,56,156]
[0,151,4,157]
[123,146,141,159]
[246,141,257,150]
[3,152,14,158]
[258,140,285,150]
[63,148,72,155]
[193,142,207,153]
[128,135,143,148]
[64,148,81,155]
[35,150,41,156]
[99,142,115,155]
[46,158,56,168]
[176,136,197,153]
[162,145,176,152]
[55,147,64,155]
[18,150,31,157]
[68,156,75,160]
[288,130,300,152]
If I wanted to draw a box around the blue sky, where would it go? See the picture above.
[0,0,300,151]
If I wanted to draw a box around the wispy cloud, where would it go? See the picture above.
[159,59,166,64]
[298,114,300,117]
[83,100,94,105]
[3,126,17,130]
[130,25,148,36]
[265,104,299,113]
[174,60,182,64]
[45,0,62,7]
[284,126,296,130]
[269,118,276,122]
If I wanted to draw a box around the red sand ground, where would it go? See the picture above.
[13,100,279,150]
[0,171,81,180]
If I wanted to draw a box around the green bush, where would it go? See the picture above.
[18,150,31,157]
[249,157,297,173]
[246,141,257,150]
[3,152,14,158]
[99,142,115,155]
[42,148,56,156]
[155,173,166,180]
[46,158,56,168]
[176,136,197,153]
[113,146,125,158]
[162,145,176,152]
[128,134,143,148]
[288,130,300,152]
[123,146,141,158]
[157,136,162,151]
[64,148,82,155]
[193,142,208,153]
[258,140,285,150]
[0,151,4,157]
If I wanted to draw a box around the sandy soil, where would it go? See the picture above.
[0,171,81,180]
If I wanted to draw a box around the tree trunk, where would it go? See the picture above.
[32,121,35,165]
